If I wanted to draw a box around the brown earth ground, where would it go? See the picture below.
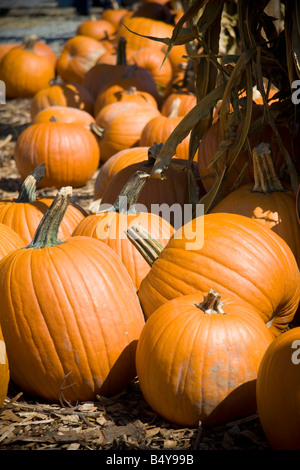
[0,5,272,452]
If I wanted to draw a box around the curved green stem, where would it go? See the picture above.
[16,163,46,203]
[126,223,164,266]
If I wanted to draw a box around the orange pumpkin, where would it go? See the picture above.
[0,164,86,244]
[95,101,161,162]
[101,8,129,28]
[210,142,300,265]
[77,18,116,41]
[73,171,174,290]
[257,327,300,449]
[30,81,94,120]
[136,290,274,427]
[14,121,100,189]
[94,146,150,201]
[56,35,107,84]
[161,91,197,117]
[0,187,145,402]
[136,212,300,337]
[0,37,55,98]
[128,47,173,89]
[117,16,174,51]
[0,43,19,64]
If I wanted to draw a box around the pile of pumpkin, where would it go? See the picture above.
[0,0,300,450]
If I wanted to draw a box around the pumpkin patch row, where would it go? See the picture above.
[0,1,299,451]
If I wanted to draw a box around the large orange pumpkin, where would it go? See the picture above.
[136,290,274,427]
[0,164,86,244]
[77,18,116,41]
[136,212,300,337]
[73,171,174,290]
[14,120,100,189]
[0,187,145,403]
[256,327,300,449]
[33,106,96,127]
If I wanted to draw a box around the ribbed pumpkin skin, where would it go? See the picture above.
[30,83,94,119]
[72,211,174,290]
[0,198,86,245]
[256,327,300,449]
[136,293,274,427]
[0,223,25,256]
[0,324,9,407]
[138,213,300,337]
[210,184,300,266]
[0,237,145,402]
[94,147,149,200]
[0,48,55,98]
[33,106,95,127]
[14,122,100,189]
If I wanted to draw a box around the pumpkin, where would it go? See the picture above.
[117,16,174,51]
[134,212,300,337]
[56,35,107,84]
[256,327,300,449]
[0,43,19,64]
[14,120,100,189]
[210,143,300,265]
[73,171,174,290]
[95,101,161,162]
[100,146,204,229]
[77,17,116,41]
[0,324,9,408]
[33,106,95,127]
[19,35,57,69]
[94,146,150,201]
[197,104,295,198]
[0,187,145,403]
[94,85,158,119]
[139,97,197,160]
[128,47,173,89]
[0,223,25,256]
[30,81,94,120]
[0,164,86,244]
[161,90,197,117]
[0,36,55,99]
[136,289,274,427]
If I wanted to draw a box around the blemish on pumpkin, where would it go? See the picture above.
[0,340,6,365]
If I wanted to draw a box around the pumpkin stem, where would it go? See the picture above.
[116,36,127,66]
[27,186,72,249]
[126,86,137,95]
[168,98,181,118]
[49,115,58,122]
[196,289,225,315]
[126,223,164,266]
[252,143,285,193]
[16,163,46,203]
[105,171,150,213]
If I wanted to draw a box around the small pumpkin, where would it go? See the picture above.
[56,35,107,84]
[30,81,94,120]
[0,164,86,244]
[95,101,161,162]
[128,47,173,89]
[210,142,300,265]
[136,289,274,427]
[101,7,129,29]
[0,187,145,403]
[256,327,300,450]
[117,16,174,51]
[14,119,100,189]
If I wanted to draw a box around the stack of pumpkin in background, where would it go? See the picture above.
[0,0,300,450]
